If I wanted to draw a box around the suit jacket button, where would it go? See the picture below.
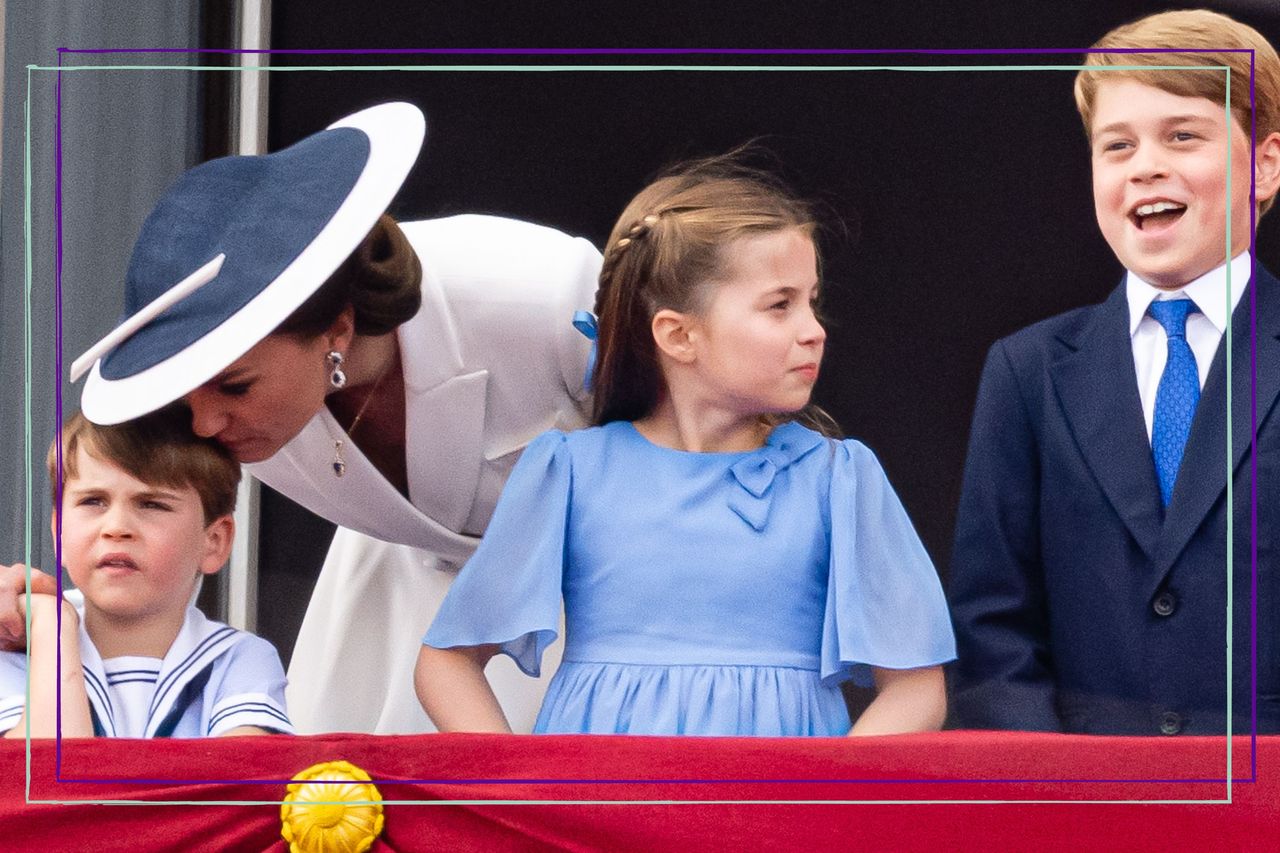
[1153,592,1176,617]
[1159,711,1183,735]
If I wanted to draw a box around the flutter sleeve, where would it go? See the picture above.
[821,440,956,687]
[423,430,570,677]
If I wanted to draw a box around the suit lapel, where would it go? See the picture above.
[1050,283,1164,562]
[1252,266,1280,442]
[1155,265,1280,578]
[398,250,489,544]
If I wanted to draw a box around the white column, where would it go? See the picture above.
[226,0,271,631]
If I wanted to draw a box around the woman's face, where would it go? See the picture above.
[183,332,337,463]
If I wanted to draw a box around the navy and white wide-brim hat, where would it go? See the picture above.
[75,101,426,425]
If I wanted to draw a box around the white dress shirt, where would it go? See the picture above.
[1126,252,1251,443]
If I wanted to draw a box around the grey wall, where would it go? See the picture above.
[0,1,202,574]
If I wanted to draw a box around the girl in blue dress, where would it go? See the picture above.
[415,156,955,736]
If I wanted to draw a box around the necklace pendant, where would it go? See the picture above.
[332,439,346,478]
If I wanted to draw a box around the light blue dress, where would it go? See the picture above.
[423,420,955,736]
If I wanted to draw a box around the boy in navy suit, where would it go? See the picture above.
[950,9,1280,734]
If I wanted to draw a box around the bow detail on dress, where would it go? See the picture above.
[727,422,827,531]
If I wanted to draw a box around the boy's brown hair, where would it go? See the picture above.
[49,406,239,524]
[1073,9,1280,214]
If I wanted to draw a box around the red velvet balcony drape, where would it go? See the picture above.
[2,732,1273,850]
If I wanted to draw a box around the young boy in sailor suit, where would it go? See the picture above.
[0,407,292,737]
[949,10,1280,734]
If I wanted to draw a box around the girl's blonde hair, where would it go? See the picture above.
[592,152,838,435]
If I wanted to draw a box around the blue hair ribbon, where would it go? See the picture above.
[572,310,599,392]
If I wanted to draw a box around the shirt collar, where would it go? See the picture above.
[1126,252,1252,337]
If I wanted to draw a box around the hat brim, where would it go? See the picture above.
[79,101,426,425]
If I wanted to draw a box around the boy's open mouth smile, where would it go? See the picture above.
[1129,199,1187,231]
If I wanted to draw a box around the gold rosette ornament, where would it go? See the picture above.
[281,760,385,853]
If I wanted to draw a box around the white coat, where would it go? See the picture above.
[248,214,599,733]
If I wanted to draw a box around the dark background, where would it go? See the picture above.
[241,0,1280,674]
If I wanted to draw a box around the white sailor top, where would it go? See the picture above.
[0,604,292,738]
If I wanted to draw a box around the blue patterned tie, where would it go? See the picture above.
[1148,299,1201,506]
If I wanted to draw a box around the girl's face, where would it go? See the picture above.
[183,332,337,463]
[685,227,825,417]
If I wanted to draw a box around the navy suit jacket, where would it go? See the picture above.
[949,266,1280,735]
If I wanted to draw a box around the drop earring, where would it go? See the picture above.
[326,351,347,389]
